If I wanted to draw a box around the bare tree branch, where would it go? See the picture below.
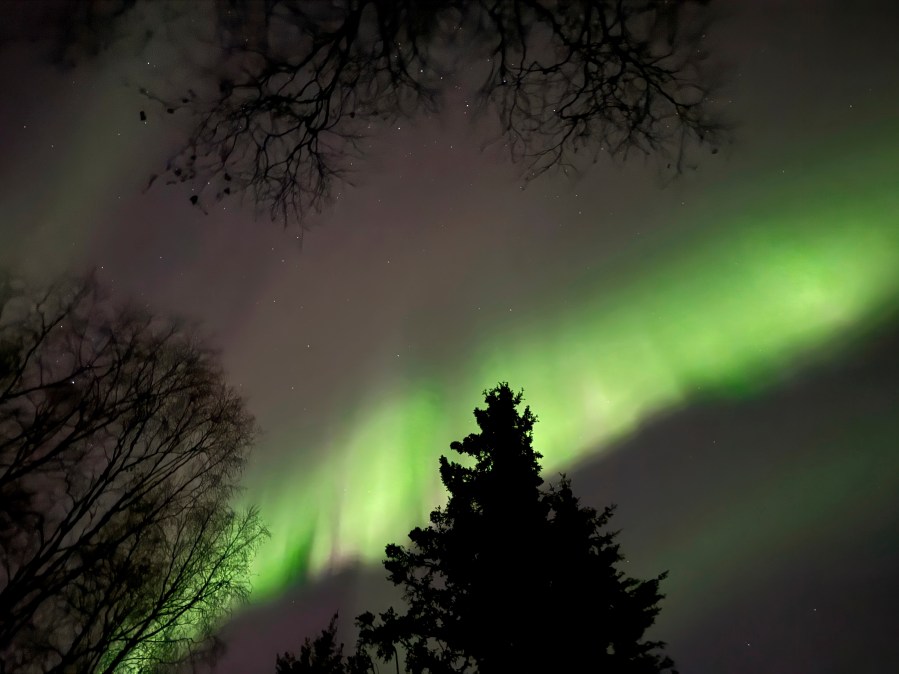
[473,0,725,177]
[0,274,267,674]
[148,0,450,231]
[19,1,728,230]
[148,0,726,229]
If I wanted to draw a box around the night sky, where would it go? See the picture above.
[1,1,898,672]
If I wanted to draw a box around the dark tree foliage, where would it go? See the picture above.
[0,274,267,674]
[26,1,725,229]
[276,615,368,674]
[355,383,675,674]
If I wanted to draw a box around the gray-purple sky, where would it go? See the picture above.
[1,1,898,672]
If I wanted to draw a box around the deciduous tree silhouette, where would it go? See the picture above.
[0,273,267,674]
[24,1,724,229]
[354,383,675,674]
[156,0,724,227]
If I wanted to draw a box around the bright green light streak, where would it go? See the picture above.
[246,133,899,600]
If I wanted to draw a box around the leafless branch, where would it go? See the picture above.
[473,0,726,178]
[22,1,728,230]
[0,273,267,674]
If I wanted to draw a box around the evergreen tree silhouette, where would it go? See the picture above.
[276,615,368,674]
[356,383,675,674]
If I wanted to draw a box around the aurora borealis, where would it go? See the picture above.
[1,0,898,672]
[245,127,899,597]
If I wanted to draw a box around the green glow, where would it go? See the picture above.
[244,131,899,600]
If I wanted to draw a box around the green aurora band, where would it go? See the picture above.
[243,131,899,601]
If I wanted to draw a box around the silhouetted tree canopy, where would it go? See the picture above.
[0,273,267,673]
[276,615,368,674]
[22,0,726,230]
[283,384,674,674]
[165,0,724,227]
[354,383,675,673]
